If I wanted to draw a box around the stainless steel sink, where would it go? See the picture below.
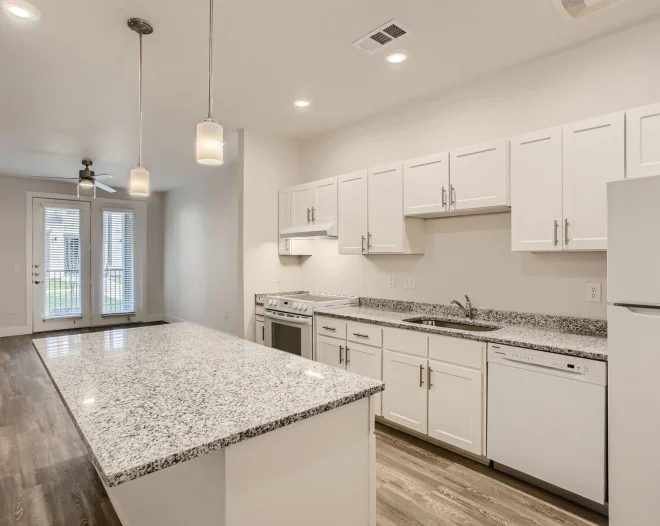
[403,317,501,332]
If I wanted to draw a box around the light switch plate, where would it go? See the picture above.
[403,276,416,289]
[586,282,602,303]
[388,276,396,288]
[13,265,20,273]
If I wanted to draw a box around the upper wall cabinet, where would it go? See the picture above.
[281,177,338,239]
[312,176,338,225]
[278,189,312,256]
[337,165,424,255]
[403,153,450,217]
[450,139,510,212]
[511,127,564,252]
[626,102,660,179]
[563,112,625,251]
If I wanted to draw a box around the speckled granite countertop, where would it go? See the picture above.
[33,323,383,488]
[315,306,607,362]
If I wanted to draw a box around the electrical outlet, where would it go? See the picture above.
[403,276,416,289]
[13,265,19,273]
[388,276,396,288]
[275,272,281,283]
[7,306,15,315]
[586,283,602,303]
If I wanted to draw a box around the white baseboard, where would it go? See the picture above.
[143,314,165,323]
[0,325,31,338]
[163,314,187,324]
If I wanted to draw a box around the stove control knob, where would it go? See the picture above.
[298,304,304,310]
[272,300,278,306]
[268,299,273,306]
[302,304,308,311]
[293,303,298,309]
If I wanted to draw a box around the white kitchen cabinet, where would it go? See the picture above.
[346,342,382,417]
[367,164,425,254]
[626,102,660,179]
[403,153,450,217]
[290,183,314,228]
[312,176,338,225]
[510,127,564,252]
[450,139,510,211]
[563,112,625,250]
[316,335,345,369]
[382,350,428,434]
[255,320,265,345]
[278,189,312,256]
[427,359,482,455]
[338,171,369,254]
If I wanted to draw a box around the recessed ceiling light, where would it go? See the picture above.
[2,0,40,20]
[294,99,311,108]
[386,52,407,64]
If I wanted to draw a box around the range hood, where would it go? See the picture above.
[279,221,338,239]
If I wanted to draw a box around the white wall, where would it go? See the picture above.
[162,161,241,336]
[0,175,165,333]
[241,130,303,340]
[297,18,660,320]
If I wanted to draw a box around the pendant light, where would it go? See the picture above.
[128,18,153,196]
[196,0,224,165]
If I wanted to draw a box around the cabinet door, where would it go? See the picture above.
[278,190,292,255]
[338,171,368,254]
[450,139,509,211]
[403,153,449,216]
[626,102,660,179]
[563,112,625,250]
[346,342,382,417]
[290,183,313,228]
[382,350,427,434]
[312,177,338,225]
[510,127,563,252]
[316,335,345,369]
[368,164,404,253]
[255,320,265,345]
[428,359,483,455]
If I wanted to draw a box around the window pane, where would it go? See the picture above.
[44,207,82,318]
[102,211,135,315]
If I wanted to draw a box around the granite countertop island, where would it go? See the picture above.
[34,322,383,526]
[315,305,608,362]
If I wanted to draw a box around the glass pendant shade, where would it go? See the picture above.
[196,119,224,165]
[129,166,150,196]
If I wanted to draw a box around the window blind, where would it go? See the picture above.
[102,210,135,315]
[44,207,82,318]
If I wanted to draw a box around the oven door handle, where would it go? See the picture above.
[264,312,313,326]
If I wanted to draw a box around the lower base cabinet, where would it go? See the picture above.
[256,320,265,345]
[317,335,344,369]
[427,359,483,455]
[382,350,428,434]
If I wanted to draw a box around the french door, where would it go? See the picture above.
[32,199,92,332]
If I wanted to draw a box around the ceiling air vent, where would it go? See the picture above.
[352,20,408,54]
[553,0,628,19]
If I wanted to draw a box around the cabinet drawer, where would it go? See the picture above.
[429,334,484,370]
[347,321,382,347]
[256,305,265,316]
[317,317,347,339]
[383,327,428,358]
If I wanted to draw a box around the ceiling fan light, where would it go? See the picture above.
[79,179,94,188]
[129,166,150,196]
[196,119,224,165]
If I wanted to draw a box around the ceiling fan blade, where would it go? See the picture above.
[29,176,78,180]
[95,181,117,193]
[91,174,114,180]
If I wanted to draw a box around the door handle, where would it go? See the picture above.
[339,345,344,364]
[361,235,366,253]
[286,238,290,252]
[353,333,369,339]
[262,326,265,340]
[441,187,447,209]
[34,281,42,285]
[451,186,456,208]
[346,346,350,366]
[553,220,559,246]
[564,219,569,245]
[368,232,373,249]
[307,207,311,223]
[322,326,336,332]
[311,207,316,223]
[419,364,425,387]
[427,366,432,390]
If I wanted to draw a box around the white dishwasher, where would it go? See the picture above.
[487,344,607,505]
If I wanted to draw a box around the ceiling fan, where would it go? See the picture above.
[31,158,117,198]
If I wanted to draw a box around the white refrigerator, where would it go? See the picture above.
[608,175,660,525]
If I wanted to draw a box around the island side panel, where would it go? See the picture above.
[104,449,226,526]
[224,396,375,526]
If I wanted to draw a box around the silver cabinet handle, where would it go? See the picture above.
[311,207,316,223]
[286,238,290,252]
[427,366,432,390]
[368,232,373,249]
[353,333,369,338]
[346,346,350,366]
[262,326,265,340]
[34,281,42,284]
[339,345,344,364]
[361,235,366,253]
[553,220,559,246]
[307,207,311,223]
[419,364,425,387]
[322,326,336,332]
[441,187,447,209]
[451,185,456,208]
[564,219,569,245]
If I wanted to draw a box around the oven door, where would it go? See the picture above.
[264,310,313,360]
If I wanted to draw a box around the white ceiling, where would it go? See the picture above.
[2,0,660,191]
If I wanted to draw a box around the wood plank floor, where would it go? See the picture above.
[1,326,608,526]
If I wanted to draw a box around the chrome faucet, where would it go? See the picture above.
[451,295,473,319]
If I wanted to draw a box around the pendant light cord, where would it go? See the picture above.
[138,32,143,167]
[208,0,214,120]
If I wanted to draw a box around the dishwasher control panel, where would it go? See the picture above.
[488,344,606,381]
